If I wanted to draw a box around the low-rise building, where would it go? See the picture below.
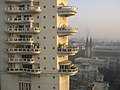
[88,81,109,90]
[75,57,107,68]
[92,46,120,61]
[71,57,110,90]
[76,63,99,83]
[75,57,117,70]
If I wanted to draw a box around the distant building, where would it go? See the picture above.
[71,62,109,90]
[88,81,109,90]
[92,45,120,69]
[92,46,120,60]
[87,71,109,90]
[76,63,99,83]
[75,57,117,70]
[96,72,104,82]
[75,57,107,68]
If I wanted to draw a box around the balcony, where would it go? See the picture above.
[58,46,78,55]
[57,26,78,36]
[58,6,78,17]
[5,27,41,34]
[5,0,34,3]
[5,17,34,24]
[5,38,34,43]
[59,60,78,76]
[6,48,41,54]
[5,6,41,13]
[6,58,35,64]
[7,68,41,74]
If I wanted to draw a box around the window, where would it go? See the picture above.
[43,26,46,29]
[52,26,55,29]
[53,67,55,70]
[53,47,55,49]
[37,16,39,19]
[22,55,32,58]
[22,64,32,69]
[43,37,46,39]
[53,86,56,89]
[43,16,46,19]
[25,25,30,28]
[53,16,55,18]
[43,6,46,8]
[8,63,15,68]
[19,82,31,90]
[37,37,39,39]
[43,47,46,49]
[19,35,32,38]
[53,76,55,79]
[52,36,55,39]
[44,67,46,70]
[38,86,40,88]
[44,57,46,60]
[53,5,55,8]
[60,65,64,69]
[8,54,14,58]
[53,57,55,60]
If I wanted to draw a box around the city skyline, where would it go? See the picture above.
[69,0,120,40]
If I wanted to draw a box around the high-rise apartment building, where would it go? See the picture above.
[0,0,78,90]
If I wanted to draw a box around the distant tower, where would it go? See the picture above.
[90,37,93,57]
[85,37,90,57]
[85,37,93,57]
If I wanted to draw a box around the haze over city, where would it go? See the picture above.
[69,0,120,40]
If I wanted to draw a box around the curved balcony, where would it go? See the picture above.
[57,26,78,36]
[5,27,41,34]
[5,6,41,13]
[59,60,78,76]
[6,58,35,64]
[5,0,34,3]
[58,6,78,17]
[6,48,41,54]
[5,38,34,43]
[7,68,41,74]
[5,17,34,24]
[58,47,78,55]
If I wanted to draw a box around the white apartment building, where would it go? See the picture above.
[0,0,78,90]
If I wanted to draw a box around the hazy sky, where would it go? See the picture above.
[68,0,120,40]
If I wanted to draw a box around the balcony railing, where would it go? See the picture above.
[57,26,78,36]
[5,0,34,3]
[6,48,41,54]
[7,68,41,74]
[59,60,78,76]
[5,6,41,13]
[58,6,78,17]
[6,58,35,63]
[59,66,78,76]
[5,38,34,43]
[5,17,34,23]
[58,47,78,55]
[5,27,41,34]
